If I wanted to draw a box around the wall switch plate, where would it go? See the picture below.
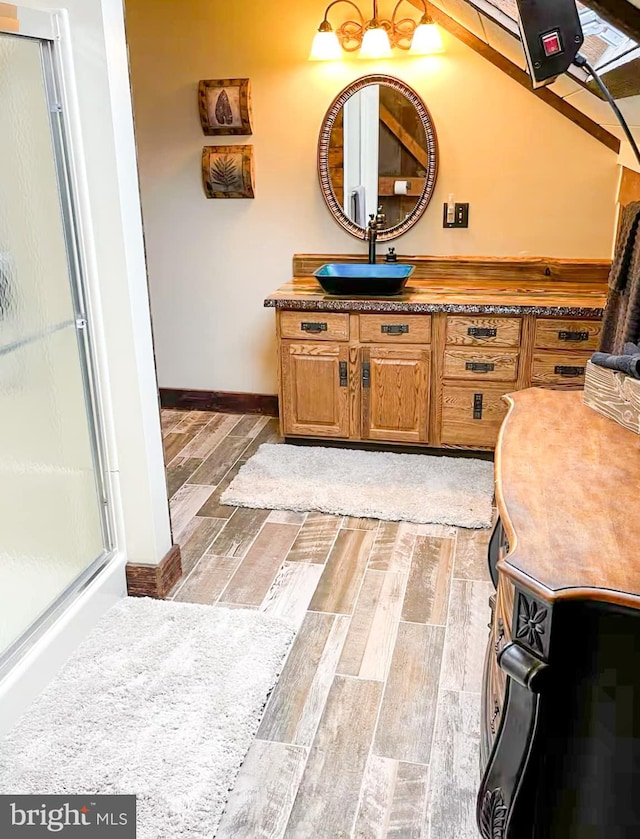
[443,202,469,228]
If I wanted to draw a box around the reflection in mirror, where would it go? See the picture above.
[329,85,428,230]
[319,75,438,241]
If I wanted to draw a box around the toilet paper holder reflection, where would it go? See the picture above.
[393,180,411,195]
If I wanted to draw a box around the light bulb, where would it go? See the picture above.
[359,26,392,59]
[409,21,444,55]
[310,26,342,60]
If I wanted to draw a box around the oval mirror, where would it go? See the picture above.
[318,74,438,242]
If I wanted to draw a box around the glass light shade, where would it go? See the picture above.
[409,22,444,55]
[359,26,392,59]
[310,28,343,60]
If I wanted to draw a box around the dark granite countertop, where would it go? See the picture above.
[265,277,607,318]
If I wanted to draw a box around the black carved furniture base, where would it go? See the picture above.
[478,591,549,839]
[477,389,640,838]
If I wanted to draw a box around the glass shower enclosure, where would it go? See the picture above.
[0,11,114,667]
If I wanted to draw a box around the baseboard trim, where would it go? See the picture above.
[159,388,278,416]
[126,544,182,599]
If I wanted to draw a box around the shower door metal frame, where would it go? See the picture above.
[0,8,118,675]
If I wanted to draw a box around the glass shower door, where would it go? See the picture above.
[0,31,111,658]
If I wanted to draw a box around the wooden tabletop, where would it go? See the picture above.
[264,277,608,318]
[496,388,640,607]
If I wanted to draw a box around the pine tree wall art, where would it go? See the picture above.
[202,145,255,199]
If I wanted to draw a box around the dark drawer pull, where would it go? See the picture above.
[554,365,585,377]
[381,324,409,335]
[339,361,348,387]
[558,330,589,342]
[466,361,495,373]
[362,360,370,389]
[473,393,483,420]
[301,321,327,333]
[468,327,497,338]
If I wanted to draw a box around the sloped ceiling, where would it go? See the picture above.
[410,0,640,159]
[581,0,640,40]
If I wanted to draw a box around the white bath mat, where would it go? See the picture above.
[0,597,295,839]
[222,443,494,529]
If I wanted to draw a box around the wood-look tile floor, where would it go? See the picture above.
[161,408,492,839]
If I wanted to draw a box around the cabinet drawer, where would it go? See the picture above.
[444,349,518,382]
[441,384,510,448]
[359,314,431,344]
[280,311,349,341]
[531,351,591,386]
[446,316,521,347]
[535,318,601,350]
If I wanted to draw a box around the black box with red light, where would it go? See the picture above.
[515,0,583,87]
[540,30,563,58]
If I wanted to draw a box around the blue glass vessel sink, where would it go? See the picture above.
[313,263,414,296]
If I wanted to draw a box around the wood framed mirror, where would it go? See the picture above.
[318,74,438,242]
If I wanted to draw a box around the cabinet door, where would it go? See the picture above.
[280,341,350,438]
[361,346,430,443]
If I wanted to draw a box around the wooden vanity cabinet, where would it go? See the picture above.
[275,307,603,449]
[268,264,608,450]
[279,311,435,445]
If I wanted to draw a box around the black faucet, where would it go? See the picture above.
[366,208,386,264]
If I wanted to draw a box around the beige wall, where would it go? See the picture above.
[125,0,619,394]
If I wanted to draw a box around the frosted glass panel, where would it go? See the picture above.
[0,35,77,349]
[0,326,104,651]
[0,32,107,657]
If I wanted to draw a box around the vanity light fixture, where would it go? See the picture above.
[360,22,393,59]
[309,0,444,60]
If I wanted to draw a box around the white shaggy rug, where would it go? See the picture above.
[0,597,294,839]
[221,443,494,529]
